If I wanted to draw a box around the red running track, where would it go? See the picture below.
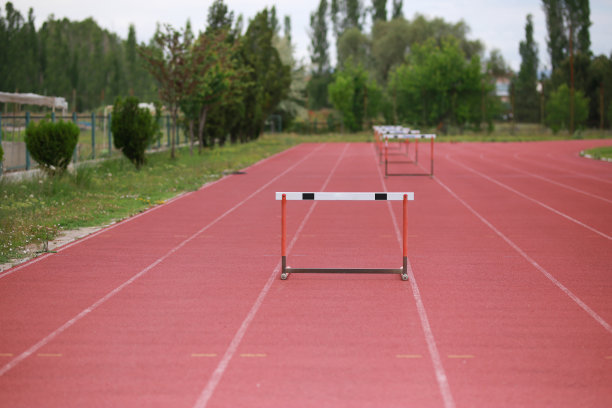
[0,140,611,407]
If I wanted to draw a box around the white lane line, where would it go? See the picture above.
[0,144,304,280]
[192,143,351,408]
[465,148,612,204]
[445,154,612,241]
[0,144,325,378]
[434,176,612,336]
[513,152,612,186]
[373,146,456,408]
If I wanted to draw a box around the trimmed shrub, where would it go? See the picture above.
[111,97,160,169]
[25,120,79,175]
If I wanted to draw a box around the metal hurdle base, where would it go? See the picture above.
[280,256,409,280]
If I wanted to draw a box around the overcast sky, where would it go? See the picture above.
[11,0,612,71]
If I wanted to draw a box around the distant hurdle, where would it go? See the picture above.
[276,192,414,281]
[373,126,436,177]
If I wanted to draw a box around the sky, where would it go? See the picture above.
[10,0,612,72]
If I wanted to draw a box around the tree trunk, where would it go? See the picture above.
[189,119,195,155]
[197,106,209,154]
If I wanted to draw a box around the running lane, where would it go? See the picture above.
[382,140,612,407]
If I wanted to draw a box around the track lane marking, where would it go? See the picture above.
[513,152,612,186]
[460,148,612,205]
[396,354,423,358]
[37,353,62,357]
[0,144,325,378]
[433,176,612,336]
[445,154,612,241]
[0,354,13,357]
[240,354,267,358]
[193,143,351,408]
[374,146,456,408]
[448,355,474,359]
[192,354,218,358]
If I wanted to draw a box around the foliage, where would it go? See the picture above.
[25,119,79,175]
[0,3,156,111]
[309,0,330,76]
[233,8,291,142]
[542,0,591,71]
[111,97,160,168]
[391,0,403,19]
[371,0,387,22]
[181,30,239,152]
[389,38,487,131]
[0,140,3,163]
[138,24,191,158]
[328,62,380,131]
[546,83,589,133]
[337,27,370,69]
[515,14,540,123]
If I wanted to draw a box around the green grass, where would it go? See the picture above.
[1,128,611,265]
[582,145,612,160]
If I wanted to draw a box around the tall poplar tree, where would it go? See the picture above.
[371,0,387,23]
[515,14,540,122]
[309,0,329,75]
[391,0,403,19]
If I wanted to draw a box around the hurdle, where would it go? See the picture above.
[277,192,413,281]
[384,133,436,177]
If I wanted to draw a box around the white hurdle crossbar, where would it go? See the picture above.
[276,192,414,280]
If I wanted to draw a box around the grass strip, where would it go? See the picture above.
[582,146,612,161]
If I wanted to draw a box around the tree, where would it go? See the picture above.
[309,0,330,75]
[111,96,160,168]
[233,8,291,141]
[546,83,589,133]
[336,27,370,69]
[515,14,540,122]
[389,38,486,131]
[139,24,191,158]
[371,18,410,83]
[391,0,403,19]
[371,0,387,23]
[328,62,380,131]
[330,0,363,39]
[542,0,591,70]
[181,31,239,153]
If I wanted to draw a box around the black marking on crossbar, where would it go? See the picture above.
[375,193,387,200]
[302,193,315,200]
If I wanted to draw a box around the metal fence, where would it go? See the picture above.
[0,112,186,175]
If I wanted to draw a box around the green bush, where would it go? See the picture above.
[111,97,160,169]
[546,84,589,134]
[0,141,4,163]
[25,120,79,175]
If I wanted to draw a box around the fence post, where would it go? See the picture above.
[108,113,112,156]
[25,112,31,170]
[72,112,78,164]
[51,112,55,122]
[91,112,96,159]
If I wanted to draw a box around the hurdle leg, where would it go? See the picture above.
[280,194,288,280]
[416,138,419,164]
[402,194,408,281]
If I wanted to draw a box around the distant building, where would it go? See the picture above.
[495,76,511,103]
